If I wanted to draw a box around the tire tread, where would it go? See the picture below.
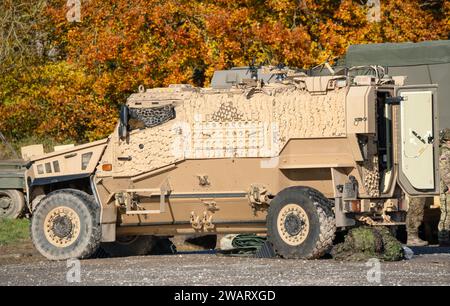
[30,189,101,260]
[267,186,336,259]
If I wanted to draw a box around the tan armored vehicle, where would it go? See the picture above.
[22,66,439,260]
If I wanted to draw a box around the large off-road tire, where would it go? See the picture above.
[30,189,101,260]
[0,190,25,219]
[101,236,157,257]
[267,186,336,259]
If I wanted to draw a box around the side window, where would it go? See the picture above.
[128,105,176,130]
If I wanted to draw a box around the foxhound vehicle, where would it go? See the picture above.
[23,66,439,260]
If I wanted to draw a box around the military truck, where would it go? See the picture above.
[0,132,26,219]
[21,66,440,260]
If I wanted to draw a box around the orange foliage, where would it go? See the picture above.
[0,62,117,142]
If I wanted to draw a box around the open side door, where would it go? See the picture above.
[397,85,439,196]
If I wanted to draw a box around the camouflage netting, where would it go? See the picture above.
[129,105,176,129]
[218,234,266,256]
[331,227,404,261]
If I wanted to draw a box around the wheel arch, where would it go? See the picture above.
[274,185,329,200]
[27,175,99,212]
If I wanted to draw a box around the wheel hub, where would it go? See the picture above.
[51,215,73,238]
[0,196,12,210]
[277,204,310,246]
[284,213,305,236]
[44,207,81,248]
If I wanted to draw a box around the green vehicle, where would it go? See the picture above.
[0,132,26,219]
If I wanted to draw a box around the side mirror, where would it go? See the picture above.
[119,105,129,140]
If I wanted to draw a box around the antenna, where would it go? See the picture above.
[248,58,258,81]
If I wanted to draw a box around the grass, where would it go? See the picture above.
[0,219,30,246]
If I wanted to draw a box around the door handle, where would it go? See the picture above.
[117,156,132,161]
[411,130,426,144]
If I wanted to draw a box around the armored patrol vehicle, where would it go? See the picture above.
[22,66,439,260]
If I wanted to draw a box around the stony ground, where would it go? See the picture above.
[0,243,449,286]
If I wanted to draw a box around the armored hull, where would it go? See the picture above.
[23,69,440,260]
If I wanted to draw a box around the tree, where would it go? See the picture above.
[0,0,448,143]
[0,0,49,72]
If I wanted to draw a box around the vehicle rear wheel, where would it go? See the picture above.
[31,189,101,260]
[0,190,25,219]
[267,186,336,259]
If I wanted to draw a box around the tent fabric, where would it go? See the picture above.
[346,40,450,67]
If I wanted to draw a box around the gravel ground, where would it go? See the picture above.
[0,247,449,286]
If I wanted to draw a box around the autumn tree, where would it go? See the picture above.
[0,0,49,70]
[0,0,448,143]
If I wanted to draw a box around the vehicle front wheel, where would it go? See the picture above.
[31,189,101,260]
[0,190,25,219]
[267,186,336,259]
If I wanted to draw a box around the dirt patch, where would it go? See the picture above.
[0,240,44,265]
